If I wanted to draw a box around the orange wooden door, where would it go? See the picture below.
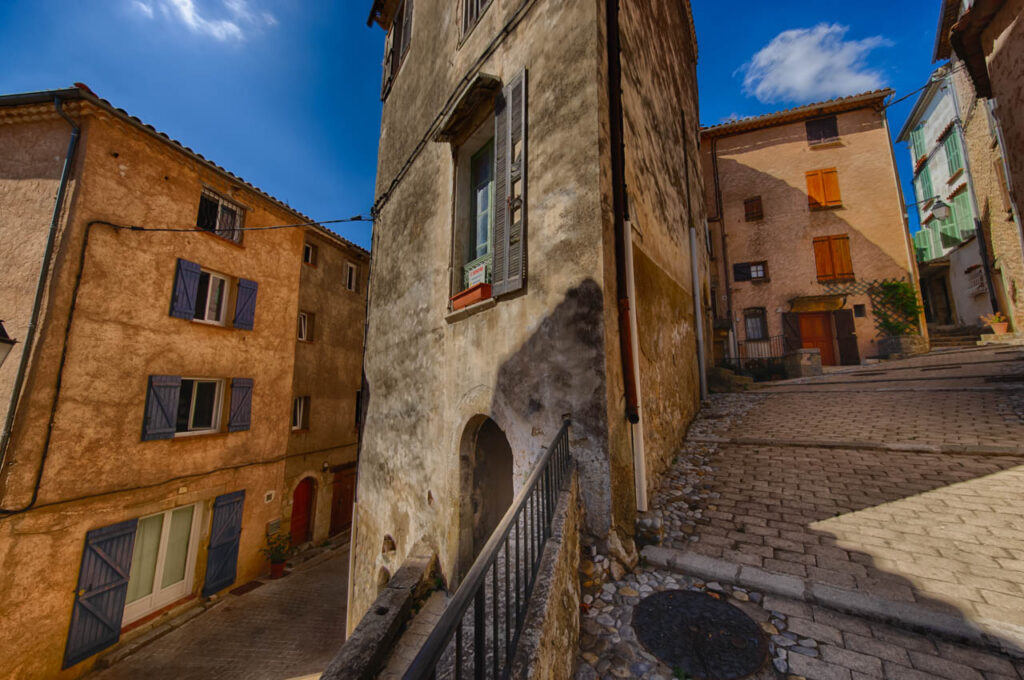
[330,468,356,535]
[799,312,836,365]
[290,478,314,546]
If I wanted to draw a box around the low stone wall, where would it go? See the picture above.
[783,349,822,378]
[510,472,582,680]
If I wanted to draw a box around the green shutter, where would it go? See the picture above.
[493,69,527,297]
[944,134,963,175]
[911,125,926,160]
[953,192,974,238]
[918,167,933,202]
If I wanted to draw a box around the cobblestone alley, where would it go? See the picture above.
[578,345,1024,680]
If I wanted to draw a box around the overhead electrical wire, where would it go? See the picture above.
[93,214,374,234]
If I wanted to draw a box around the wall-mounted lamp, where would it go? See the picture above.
[0,321,16,368]
[930,199,952,221]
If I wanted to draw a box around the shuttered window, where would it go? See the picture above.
[806,168,842,209]
[142,375,181,441]
[744,196,763,221]
[492,70,527,297]
[233,279,258,331]
[381,0,413,99]
[170,259,201,320]
[910,125,927,161]
[743,308,768,341]
[813,234,854,282]
[806,116,839,145]
[951,191,973,238]
[733,262,766,282]
[917,167,934,203]
[227,378,253,432]
[944,133,964,175]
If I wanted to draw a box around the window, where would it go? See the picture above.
[303,242,318,266]
[854,304,867,318]
[124,504,201,624]
[291,396,310,431]
[297,311,313,341]
[743,308,768,341]
[194,271,228,324]
[944,133,964,176]
[744,196,763,221]
[459,137,495,289]
[806,168,842,209]
[463,0,491,35]
[910,125,927,161]
[806,116,839,145]
[175,379,223,435]
[813,234,854,282]
[733,262,767,282]
[345,262,359,292]
[951,190,973,238]
[917,166,934,203]
[380,0,413,99]
[196,190,243,243]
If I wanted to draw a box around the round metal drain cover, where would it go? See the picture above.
[632,590,768,680]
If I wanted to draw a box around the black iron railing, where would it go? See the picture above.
[736,334,786,364]
[404,420,573,680]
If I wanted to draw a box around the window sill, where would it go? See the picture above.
[947,168,965,184]
[173,429,225,439]
[809,139,843,149]
[445,296,496,324]
[291,428,310,434]
[195,227,244,248]
[809,204,843,211]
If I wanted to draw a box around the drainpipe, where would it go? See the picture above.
[0,97,80,478]
[679,110,708,400]
[622,216,647,511]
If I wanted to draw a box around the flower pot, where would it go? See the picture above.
[270,561,286,579]
[451,283,492,311]
[990,322,1009,335]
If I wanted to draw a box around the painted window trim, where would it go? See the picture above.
[303,242,318,266]
[345,262,359,292]
[297,311,312,341]
[193,270,230,326]
[291,396,310,431]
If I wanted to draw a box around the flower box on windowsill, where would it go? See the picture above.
[451,283,492,311]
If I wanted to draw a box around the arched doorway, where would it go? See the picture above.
[290,477,315,547]
[458,417,513,581]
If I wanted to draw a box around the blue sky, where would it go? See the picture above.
[0,1,946,248]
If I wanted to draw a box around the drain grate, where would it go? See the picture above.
[632,590,767,680]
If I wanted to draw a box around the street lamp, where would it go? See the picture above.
[905,195,951,221]
[0,321,15,368]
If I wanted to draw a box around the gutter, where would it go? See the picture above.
[0,97,80,489]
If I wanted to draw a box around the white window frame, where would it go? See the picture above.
[303,242,317,265]
[345,263,358,292]
[123,503,203,625]
[291,396,309,431]
[175,378,224,437]
[199,190,244,244]
[193,270,229,325]
[298,311,311,341]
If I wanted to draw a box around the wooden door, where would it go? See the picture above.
[798,312,836,365]
[330,468,356,535]
[290,478,314,547]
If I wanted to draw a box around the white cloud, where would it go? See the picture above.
[155,0,277,41]
[131,1,155,18]
[739,24,891,104]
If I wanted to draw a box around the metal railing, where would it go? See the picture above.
[404,419,573,680]
[736,334,786,364]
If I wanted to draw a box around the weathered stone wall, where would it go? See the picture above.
[701,106,919,362]
[983,0,1024,223]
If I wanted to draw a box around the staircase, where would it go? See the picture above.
[927,324,984,350]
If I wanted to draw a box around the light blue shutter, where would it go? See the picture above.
[233,279,258,331]
[170,259,201,319]
[228,378,253,432]
[142,375,181,441]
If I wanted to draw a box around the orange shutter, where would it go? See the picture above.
[806,170,825,209]
[822,168,842,206]
[832,235,853,279]
[813,237,834,281]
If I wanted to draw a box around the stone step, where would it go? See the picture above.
[377,590,449,679]
[641,545,1024,660]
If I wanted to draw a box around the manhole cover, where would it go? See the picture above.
[632,590,768,680]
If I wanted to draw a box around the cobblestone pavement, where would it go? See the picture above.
[89,546,349,680]
[579,347,1024,679]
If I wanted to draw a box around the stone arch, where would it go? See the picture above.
[457,415,514,583]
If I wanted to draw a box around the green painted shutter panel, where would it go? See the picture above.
[491,78,509,295]
[944,134,963,175]
[233,279,258,331]
[170,259,201,320]
[911,125,925,160]
[953,192,974,238]
[228,378,253,432]
[501,70,527,296]
[63,519,138,668]
[142,375,181,441]
[918,167,933,203]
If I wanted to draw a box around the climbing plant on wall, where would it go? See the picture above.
[821,278,922,337]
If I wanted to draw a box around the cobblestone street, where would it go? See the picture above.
[88,546,349,680]
[579,346,1024,680]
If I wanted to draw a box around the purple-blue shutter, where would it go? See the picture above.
[233,279,258,331]
[142,375,181,441]
[62,519,138,668]
[203,491,245,596]
[228,378,253,432]
[170,259,201,319]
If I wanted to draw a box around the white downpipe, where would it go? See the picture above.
[623,219,648,512]
[690,226,709,401]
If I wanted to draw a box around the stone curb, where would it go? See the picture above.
[641,545,1024,660]
[687,435,1024,457]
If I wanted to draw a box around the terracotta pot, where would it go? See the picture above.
[450,283,492,311]
[990,322,1009,335]
[270,561,286,579]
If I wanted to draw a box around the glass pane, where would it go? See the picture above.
[161,506,194,589]
[191,382,217,430]
[126,514,164,603]
[208,277,225,322]
[194,273,210,321]
[176,380,194,432]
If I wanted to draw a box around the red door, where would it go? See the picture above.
[330,468,356,535]
[799,312,837,365]
[290,478,314,547]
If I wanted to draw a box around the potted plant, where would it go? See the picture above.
[261,532,294,579]
[981,312,1009,335]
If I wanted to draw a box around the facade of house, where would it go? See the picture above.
[351,0,708,630]
[702,92,923,367]
[897,64,999,328]
[0,87,367,679]
[945,0,1024,330]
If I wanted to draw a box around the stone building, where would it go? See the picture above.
[945,0,1024,330]
[351,0,708,630]
[702,92,924,367]
[0,86,368,679]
